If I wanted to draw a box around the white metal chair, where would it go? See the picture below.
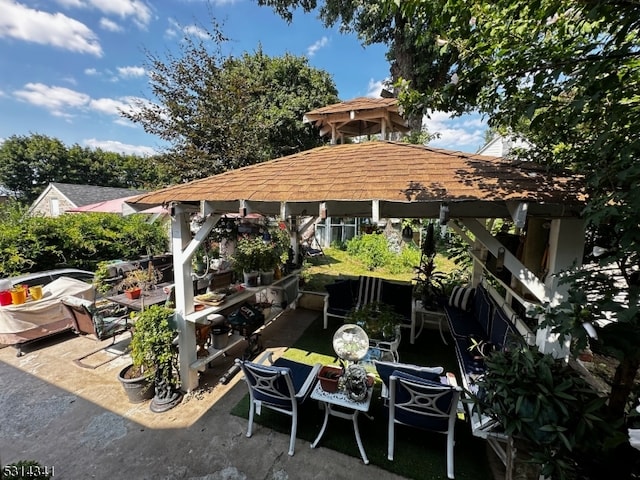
[235,352,320,456]
[387,371,461,479]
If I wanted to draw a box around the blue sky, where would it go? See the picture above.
[0,0,488,157]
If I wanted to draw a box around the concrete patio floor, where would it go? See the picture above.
[0,307,409,480]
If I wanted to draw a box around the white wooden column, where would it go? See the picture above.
[171,206,198,391]
[535,218,585,357]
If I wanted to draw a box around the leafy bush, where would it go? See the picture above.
[0,199,168,277]
[472,338,618,480]
[346,233,392,270]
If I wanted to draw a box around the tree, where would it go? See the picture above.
[122,20,339,182]
[0,134,169,203]
[256,0,456,132]
[396,0,640,458]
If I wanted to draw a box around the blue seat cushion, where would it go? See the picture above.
[444,305,486,339]
[272,357,313,394]
[375,360,443,388]
[452,335,487,376]
[489,307,517,350]
[390,370,454,432]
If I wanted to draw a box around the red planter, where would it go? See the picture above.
[125,287,142,299]
[318,365,342,393]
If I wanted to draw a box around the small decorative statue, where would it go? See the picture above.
[341,364,369,402]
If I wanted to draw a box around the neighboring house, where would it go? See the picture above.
[29,183,147,217]
[477,134,530,157]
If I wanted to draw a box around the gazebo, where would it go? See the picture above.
[127,138,586,393]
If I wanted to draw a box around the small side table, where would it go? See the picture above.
[413,300,448,345]
[310,382,373,464]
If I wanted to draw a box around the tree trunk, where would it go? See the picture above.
[609,353,640,418]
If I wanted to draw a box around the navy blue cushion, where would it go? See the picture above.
[380,280,413,320]
[390,370,454,432]
[489,308,516,350]
[444,305,486,339]
[452,335,487,376]
[473,285,493,336]
[272,357,313,393]
[375,360,443,388]
[325,280,356,311]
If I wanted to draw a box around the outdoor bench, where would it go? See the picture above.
[443,282,518,392]
[323,275,419,343]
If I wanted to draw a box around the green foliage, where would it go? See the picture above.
[397,0,640,421]
[472,339,619,480]
[346,233,392,270]
[123,20,339,182]
[257,0,454,132]
[346,301,402,340]
[130,305,178,385]
[0,199,168,277]
[0,134,169,204]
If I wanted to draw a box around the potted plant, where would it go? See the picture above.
[118,264,162,299]
[232,237,265,286]
[470,337,615,479]
[346,302,402,341]
[118,305,182,412]
[413,222,447,309]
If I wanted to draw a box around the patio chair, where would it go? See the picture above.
[235,352,321,456]
[62,296,132,369]
[387,370,461,479]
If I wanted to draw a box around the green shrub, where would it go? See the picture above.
[346,233,392,270]
[0,199,168,277]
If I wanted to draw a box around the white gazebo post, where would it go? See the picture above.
[536,218,586,358]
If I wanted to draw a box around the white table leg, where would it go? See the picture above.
[351,412,369,464]
[310,403,330,449]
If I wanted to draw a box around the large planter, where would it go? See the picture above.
[125,287,142,299]
[260,270,274,285]
[118,364,154,403]
[243,271,259,287]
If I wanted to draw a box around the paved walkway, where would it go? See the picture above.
[0,308,407,480]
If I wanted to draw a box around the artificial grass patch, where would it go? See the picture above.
[230,315,493,480]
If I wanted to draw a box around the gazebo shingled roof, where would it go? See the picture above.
[303,97,410,140]
[127,141,585,220]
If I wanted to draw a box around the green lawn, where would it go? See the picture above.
[302,246,458,292]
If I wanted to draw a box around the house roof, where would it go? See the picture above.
[48,183,147,207]
[126,141,585,220]
[303,97,410,139]
[66,195,166,214]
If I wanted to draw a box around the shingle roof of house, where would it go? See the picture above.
[127,141,585,220]
[51,183,147,207]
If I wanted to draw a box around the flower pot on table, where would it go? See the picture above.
[318,365,342,393]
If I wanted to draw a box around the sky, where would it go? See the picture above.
[0,0,488,157]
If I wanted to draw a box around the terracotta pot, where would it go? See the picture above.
[318,365,342,393]
[125,287,142,299]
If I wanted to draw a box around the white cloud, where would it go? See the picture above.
[83,138,157,156]
[307,36,329,57]
[366,79,386,98]
[99,17,123,32]
[0,0,102,56]
[56,0,152,28]
[84,68,99,76]
[183,25,209,40]
[117,66,145,78]
[14,83,90,116]
[12,83,148,127]
[423,110,487,153]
